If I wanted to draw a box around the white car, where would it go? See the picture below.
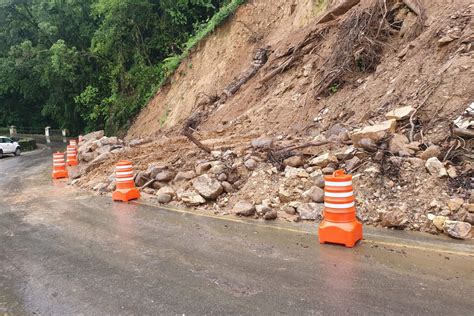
[0,136,21,158]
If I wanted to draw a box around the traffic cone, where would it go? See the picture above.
[66,145,78,166]
[319,170,363,248]
[69,139,78,149]
[112,160,140,202]
[52,152,68,179]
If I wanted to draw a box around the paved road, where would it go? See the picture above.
[1,144,473,315]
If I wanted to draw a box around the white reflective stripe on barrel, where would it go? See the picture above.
[325,191,354,198]
[324,201,355,209]
[116,177,134,182]
[116,165,132,170]
[54,160,64,163]
[325,181,352,187]
[116,171,133,176]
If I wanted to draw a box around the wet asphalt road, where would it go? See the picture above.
[1,142,473,315]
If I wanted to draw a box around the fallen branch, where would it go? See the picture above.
[316,0,361,24]
[139,178,156,190]
[453,127,474,139]
[183,128,212,153]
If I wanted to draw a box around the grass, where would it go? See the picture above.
[151,0,246,97]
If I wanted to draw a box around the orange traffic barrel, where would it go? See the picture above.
[69,139,78,149]
[66,145,78,166]
[112,160,140,202]
[52,152,68,179]
[319,169,362,247]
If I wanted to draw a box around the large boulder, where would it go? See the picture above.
[155,170,175,182]
[174,170,196,182]
[156,186,176,197]
[192,174,223,199]
[82,130,104,143]
[381,210,409,228]
[303,186,324,203]
[351,120,397,147]
[443,221,472,239]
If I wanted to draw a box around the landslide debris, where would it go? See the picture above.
[71,0,474,240]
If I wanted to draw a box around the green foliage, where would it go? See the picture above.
[0,0,245,135]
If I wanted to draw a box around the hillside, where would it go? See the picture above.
[73,0,474,239]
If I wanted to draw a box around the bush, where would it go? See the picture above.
[18,138,37,151]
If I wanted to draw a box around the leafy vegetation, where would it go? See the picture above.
[0,0,244,135]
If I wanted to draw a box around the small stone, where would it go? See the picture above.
[345,156,361,172]
[263,209,278,220]
[351,120,397,147]
[157,186,176,197]
[425,157,447,177]
[143,188,155,195]
[419,145,441,160]
[135,171,150,187]
[446,166,457,178]
[233,201,256,216]
[443,221,472,239]
[174,170,196,182]
[381,210,409,228]
[432,215,448,231]
[296,203,323,220]
[303,186,324,203]
[309,152,338,168]
[284,155,305,167]
[389,133,409,154]
[385,106,415,121]
[192,174,223,200]
[374,151,384,161]
[466,203,474,213]
[244,159,257,170]
[278,186,293,203]
[155,170,174,182]
[282,205,296,215]
[93,182,108,193]
[359,138,378,152]
[447,198,464,212]
[195,162,212,175]
[156,193,172,204]
[217,173,227,181]
[313,174,325,188]
[284,166,308,178]
[322,167,335,175]
[178,191,206,206]
[256,205,272,216]
[251,136,274,149]
[221,181,235,193]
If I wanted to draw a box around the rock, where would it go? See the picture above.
[156,193,172,204]
[381,210,409,228]
[192,174,223,200]
[278,186,293,203]
[419,145,441,160]
[432,215,448,231]
[135,171,150,187]
[322,167,335,175]
[251,136,273,149]
[155,170,174,182]
[89,151,112,165]
[174,170,196,182]
[282,205,296,215]
[80,152,96,163]
[359,138,378,152]
[233,201,255,216]
[256,205,272,216]
[466,203,474,213]
[284,166,308,178]
[313,174,325,188]
[447,198,464,212]
[82,130,104,142]
[244,159,257,170]
[385,106,415,121]
[209,163,226,174]
[263,209,278,220]
[438,34,458,46]
[151,181,167,190]
[345,156,361,172]
[107,182,116,192]
[178,191,206,206]
[217,173,227,181]
[93,182,108,193]
[99,136,119,146]
[425,157,447,178]
[143,188,155,195]
[195,162,212,175]
[326,124,349,141]
[284,155,304,167]
[303,186,324,203]
[157,186,176,197]
[309,152,338,168]
[446,166,458,178]
[221,181,235,193]
[351,120,397,147]
[443,221,472,239]
[296,203,323,220]
[389,133,409,154]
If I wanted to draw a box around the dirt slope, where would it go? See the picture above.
[75,0,473,239]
